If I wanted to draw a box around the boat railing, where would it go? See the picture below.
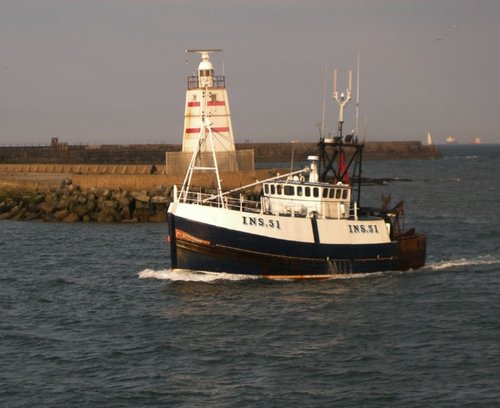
[187,75,226,90]
[175,188,263,212]
[174,186,359,219]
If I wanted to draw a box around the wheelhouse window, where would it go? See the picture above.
[305,187,311,197]
[322,188,328,198]
[271,184,276,195]
[264,184,269,194]
[342,189,349,199]
[313,187,319,198]
[335,189,342,199]
[277,185,283,195]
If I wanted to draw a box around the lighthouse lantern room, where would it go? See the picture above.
[182,49,236,154]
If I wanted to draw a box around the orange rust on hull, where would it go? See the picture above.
[397,233,426,270]
[175,229,211,247]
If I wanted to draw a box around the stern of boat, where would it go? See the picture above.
[396,230,426,270]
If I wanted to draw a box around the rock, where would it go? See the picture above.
[7,205,23,219]
[39,201,55,215]
[0,184,176,223]
[148,211,167,223]
[121,217,138,223]
[60,178,71,187]
[43,214,59,222]
[0,199,16,213]
[103,200,118,209]
[134,205,154,217]
[150,195,169,204]
[131,191,150,203]
[55,197,70,211]
[11,209,27,221]
[53,209,69,221]
[73,205,90,218]
[97,208,118,223]
[153,203,167,212]
[119,207,132,220]
[97,210,110,223]
[85,200,96,213]
[21,195,44,206]
[62,213,80,222]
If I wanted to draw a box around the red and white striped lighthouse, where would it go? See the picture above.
[182,49,236,154]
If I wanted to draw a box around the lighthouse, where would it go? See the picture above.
[165,49,253,175]
[182,49,236,154]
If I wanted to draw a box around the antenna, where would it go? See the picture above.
[355,52,360,136]
[186,49,222,54]
[321,64,328,138]
[333,69,352,138]
[363,115,368,142]
[185,49,222,65]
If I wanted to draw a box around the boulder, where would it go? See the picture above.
[24,211,42,221]
[150,195,169,204]
[148,211,167,223]
[73,205,90,218]
[39,201,55,215]
[131,191,150,203]
[103,200,118,209]
[62,213,80,223]
[7,205,23,219]
[53,209,70,221]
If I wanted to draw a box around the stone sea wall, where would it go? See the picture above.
[0,168,277,222]
[0,180,171,223]
[0,140,441,164]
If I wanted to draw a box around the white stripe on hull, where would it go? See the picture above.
[168,202,391,245]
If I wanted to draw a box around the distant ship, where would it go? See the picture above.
[446,136,457,144]
[472,137,481,144]
[426,131,433,145]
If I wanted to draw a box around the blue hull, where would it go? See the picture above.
[167,213,425,278]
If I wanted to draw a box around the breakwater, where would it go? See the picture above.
[0,180,172,223]
[0,169,278,223]
[0,140,441,164]
[244,141,441,162]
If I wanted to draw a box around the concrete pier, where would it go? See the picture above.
[0,140,441,165]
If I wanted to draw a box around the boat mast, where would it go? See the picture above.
[355,52,360,137]
[333,69,352,138]
[318,62,365,208]
[321,64,328,138]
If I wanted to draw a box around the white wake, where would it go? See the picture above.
[425,255,500,271]
[138,268,259,282]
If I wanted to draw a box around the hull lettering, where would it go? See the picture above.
[242,216,281,229]
[348,224,379,234]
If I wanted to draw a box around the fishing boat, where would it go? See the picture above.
[166,52,426,279]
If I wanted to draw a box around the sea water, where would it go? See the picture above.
[1,145,500,407]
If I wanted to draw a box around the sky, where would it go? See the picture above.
[1,0,499,145]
